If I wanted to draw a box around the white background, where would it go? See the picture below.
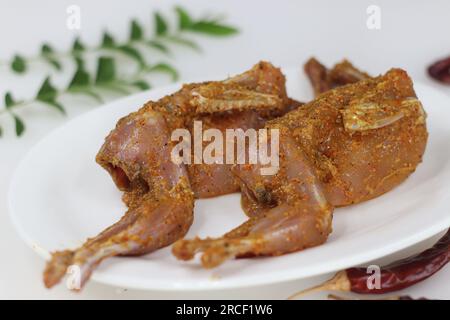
[0,0,449,299]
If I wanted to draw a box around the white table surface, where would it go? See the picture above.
[0,0,449,299]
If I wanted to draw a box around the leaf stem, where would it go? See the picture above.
[0,66,163,118]
[1,29,202,72]
[0,6,239,137]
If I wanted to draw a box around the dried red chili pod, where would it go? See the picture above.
[428,56,450,84]
[289,229,450,299]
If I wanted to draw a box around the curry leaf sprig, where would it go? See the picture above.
[0,6,238,137]
[1,57,178,137]
[6,6,238,74]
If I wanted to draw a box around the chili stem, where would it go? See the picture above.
[288,271,350,300]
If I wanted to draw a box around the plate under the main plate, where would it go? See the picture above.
[8,68,450,291]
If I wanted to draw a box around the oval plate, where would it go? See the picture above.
[8,68,450,291]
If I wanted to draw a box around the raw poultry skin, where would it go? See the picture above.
[43,62,297,289]
[43,61,427,289]
[97,61,294,201]
[172,68,428,268]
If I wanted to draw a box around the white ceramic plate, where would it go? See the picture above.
[8,68,450,291]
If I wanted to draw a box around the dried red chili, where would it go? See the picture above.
[428,56,450,84]
[289,229,450,299]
